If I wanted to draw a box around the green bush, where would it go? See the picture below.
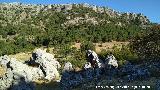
[98,45,138,66]
[80,41,95,51]
[131,25,160,61]
[0,4,151,57]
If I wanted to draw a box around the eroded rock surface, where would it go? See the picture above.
[31,49,61,80]
[63,62,73,72]
[105,55,118,68]
[87,50,104,68]
[0,49,61,90]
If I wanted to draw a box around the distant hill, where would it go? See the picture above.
[0,2,155,55]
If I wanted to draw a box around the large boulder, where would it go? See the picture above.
[32,49,61,69]
[0,55,43,90]
[63,62,73,72]
[36,58,60,80]
[105,55,118,68]
[30,49,61,81]
[0,55,10,68]
[84,62,92,70]
[0,69,13,90]
[87,50,104,68]
[0,49,61,89]
[9,59,44,81]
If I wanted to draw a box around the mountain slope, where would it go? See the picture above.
[0,2,153,55]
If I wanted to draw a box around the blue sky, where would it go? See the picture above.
[0,0,159,23]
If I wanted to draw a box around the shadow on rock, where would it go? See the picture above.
[60,67,106,90]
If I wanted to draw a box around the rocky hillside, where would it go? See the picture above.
[0,2,149,27]
[0,48,160,90]
[0,3,160,90]
[0,2,153,56]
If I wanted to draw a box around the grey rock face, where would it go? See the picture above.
[87,50,104,68]
[31,49,61,81]
[63,4,72,11]
[9,58,44,82]
[0,49,61,90]
[105,55,118,68]
[0,55,10,67]
[63,62,73,72]
[0,55,43,90]
[32,49,61,69]
[84,62,92,70]
[0,69,13,90]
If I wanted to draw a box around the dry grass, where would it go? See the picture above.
[7,42,129,62]
[0,66,6,77]
[8,52,32,62]
[72,41,129,53]
[95,41,129,53]
[7,47,55,62]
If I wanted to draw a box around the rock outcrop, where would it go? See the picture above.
[84,62,92,70]
[63,62,73,72]
[0,69,13,90]
[0,56,37,90]
[31,49,61,80]
[60,51,111,89]
[105,55,118,68]
[0,49,61,90]
[87,50,104,68]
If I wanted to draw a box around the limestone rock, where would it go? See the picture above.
[0,55,10,67]
[84,62,92,70]
[0,49,61,89]
[32,49,61,69]
[63,62,73,72]
[9,59,44,82]
[0,69,13,90]
[87,50,104,68]
[31,49,61,81]
[105,55,118,68]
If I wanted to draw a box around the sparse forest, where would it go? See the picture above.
[0,3,152,57]
[0,3,160,90]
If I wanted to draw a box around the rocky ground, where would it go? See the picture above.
[0,49,160,90]
[0,49,61,90]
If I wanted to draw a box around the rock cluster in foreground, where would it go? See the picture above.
[0,49,159,90]
[60,50,153,89]
[0,49,61,90]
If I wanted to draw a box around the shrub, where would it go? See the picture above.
[98,45,138,66]
[131,25,160,61]
[80,41,95,51]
